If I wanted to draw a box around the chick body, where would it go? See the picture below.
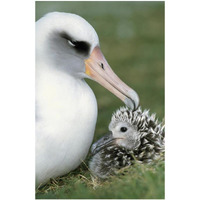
[89,107,165,178]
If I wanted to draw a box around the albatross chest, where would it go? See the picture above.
[36,71,97,186]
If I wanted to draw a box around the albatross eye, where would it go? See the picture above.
[68,40,90,55]
[68,40,77,47]
[120,127,127,132]
[59,32,90,55]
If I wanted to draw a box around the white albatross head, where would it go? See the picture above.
[36,12,139,109]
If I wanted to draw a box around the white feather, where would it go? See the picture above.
[36,12,99,186]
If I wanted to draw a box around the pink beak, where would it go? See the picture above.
[85,46,139,110]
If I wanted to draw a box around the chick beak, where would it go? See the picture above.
[91,132,114,155]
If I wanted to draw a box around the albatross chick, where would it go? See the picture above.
[89,107,165,179]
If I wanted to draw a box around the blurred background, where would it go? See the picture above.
[36,1,164,142]
[36,1,164,198]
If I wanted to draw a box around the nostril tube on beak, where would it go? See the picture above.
[100,63,104,70]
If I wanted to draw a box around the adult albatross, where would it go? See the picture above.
[36,12,139,186]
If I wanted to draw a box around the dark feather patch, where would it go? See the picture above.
[60,32,90,56]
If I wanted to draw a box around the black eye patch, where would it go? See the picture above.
[59,32,90,56]
[70,40,90,55]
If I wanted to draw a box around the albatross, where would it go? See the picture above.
[36,12,139,186]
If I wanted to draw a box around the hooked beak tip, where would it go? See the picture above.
[124,90,140,110]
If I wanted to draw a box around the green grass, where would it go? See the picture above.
[36,1,164,199]
[36,160,164,199]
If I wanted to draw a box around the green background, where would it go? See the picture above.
[36,1,164,199]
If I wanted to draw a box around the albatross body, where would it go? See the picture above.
[36,12,139,186]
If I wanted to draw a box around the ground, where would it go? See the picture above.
[36,1,164,199]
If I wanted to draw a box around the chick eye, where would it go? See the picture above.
[120,127,127,132]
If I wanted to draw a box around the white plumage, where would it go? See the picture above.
[36,12,139,186]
